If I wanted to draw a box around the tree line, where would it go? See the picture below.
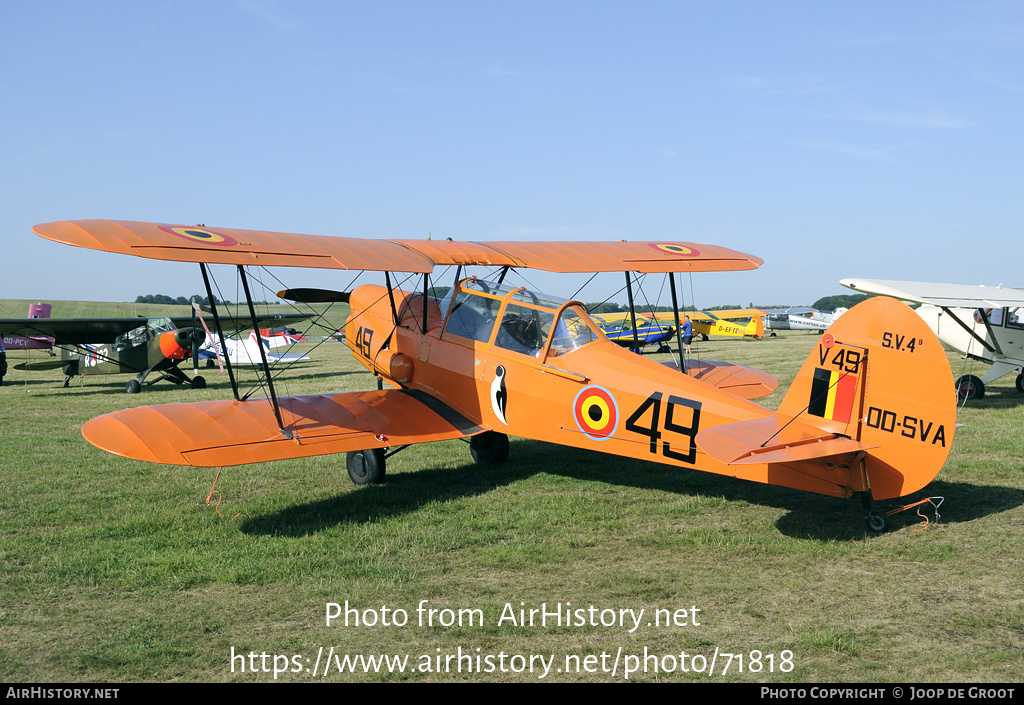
[134,294,277,306]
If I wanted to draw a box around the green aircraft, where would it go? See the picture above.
[0,312,309,393]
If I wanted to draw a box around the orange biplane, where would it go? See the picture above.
[34,220,957,531]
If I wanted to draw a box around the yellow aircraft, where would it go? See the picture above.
[614,309,764,340]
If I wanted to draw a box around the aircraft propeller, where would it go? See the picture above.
[276,288,350,304]
[187,301,207,389]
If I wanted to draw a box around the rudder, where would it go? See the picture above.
[778,296,956,500]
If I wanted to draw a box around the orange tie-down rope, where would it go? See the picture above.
[200,467,251,522]
[886,497,944,532]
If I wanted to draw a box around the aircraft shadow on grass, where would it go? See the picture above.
[952,386,1024,410]
[239,439,1024,541]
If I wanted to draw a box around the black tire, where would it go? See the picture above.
[192,376,206,389]
[346,449,386,485]
[470,432,510,465]
[770,332,777,338]
[1016,373,1024,394]
[866,512,889,533]
[125,379,141,394]
[955,374,985,401]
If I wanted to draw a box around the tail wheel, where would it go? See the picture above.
[346,449,386,485]
[125,380,141,394]
[470,432,510,465]
[192,376,206,389]
[866,512,889,533]
[955,374,985,401]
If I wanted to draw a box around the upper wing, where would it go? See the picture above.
[0,317,148,343]
[841,278,1024,308]
[81,388,485,467]
[35,220,763,274]
[764,307,817,315]
[709,308,765,319]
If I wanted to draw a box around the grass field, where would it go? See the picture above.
[1,301,1022,682]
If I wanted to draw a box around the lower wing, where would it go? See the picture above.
[82,389,485,466]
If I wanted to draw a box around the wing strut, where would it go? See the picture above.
[624,273,641,353]
[199,263,240,401]
[941,306,1001,356]
[421,273,430,334]
[384,272,400,325]
[668,273,686,373]
[237,265,290,438]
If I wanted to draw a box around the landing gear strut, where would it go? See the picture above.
[860,492,889,533]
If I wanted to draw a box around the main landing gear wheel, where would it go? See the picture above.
[866,512,889,533]
[346,449,386,485]
[955,374,985,401]
[192,376,206,389]
[1016,373,1024,394]
[125,379,141,394]
[470,432,510,465]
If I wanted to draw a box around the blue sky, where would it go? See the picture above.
[2,1,1023,310]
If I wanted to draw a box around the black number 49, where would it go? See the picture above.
[625,392,702,464]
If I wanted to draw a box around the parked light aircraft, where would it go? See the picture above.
[842,278,1024,400]
[2,303,56,351]
[32,220,958,531]
[663,309,764,340]
[594,314,676,352]
[199,329,310,367]
[764,308,816,336]
[598,308,764,347]
[0,310,309,392]
[763,308,846,336]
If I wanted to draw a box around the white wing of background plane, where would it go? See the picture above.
[841,278,1024,308]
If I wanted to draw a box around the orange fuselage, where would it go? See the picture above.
[345,282,877,500]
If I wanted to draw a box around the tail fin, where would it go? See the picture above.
[777,296,956,499]
[29,302,51,319]
[747,315,764,338]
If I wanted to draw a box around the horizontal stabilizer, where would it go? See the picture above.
[82,389,485,467]
[662,359,778,400]
[697,417,878,466]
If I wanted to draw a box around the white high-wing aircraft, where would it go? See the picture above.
[200,330,310,367]
[841,278,1024,400]
[762,307,847,336]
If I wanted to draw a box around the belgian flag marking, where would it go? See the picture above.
[159,225,238,247]
[573,385,619,441]
[649,242,700,257]
[808,368,857,424]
